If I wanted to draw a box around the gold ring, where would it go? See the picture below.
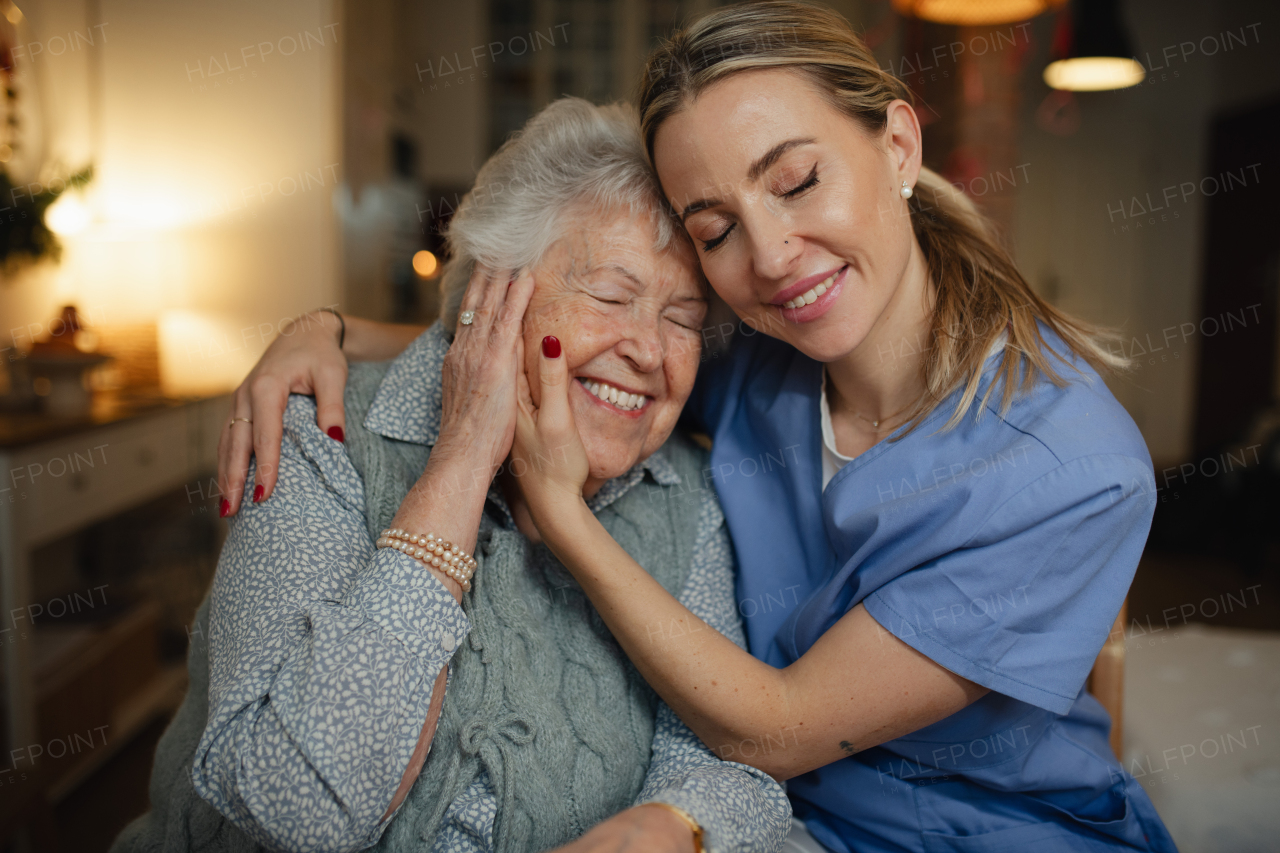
[229,417,253,428]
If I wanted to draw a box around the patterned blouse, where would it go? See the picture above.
[191,327,791,853]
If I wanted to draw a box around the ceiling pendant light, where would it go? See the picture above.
[891,0,1067,26]
[1043,0,1144,91]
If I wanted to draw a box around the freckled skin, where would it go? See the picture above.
[521,206,707,496]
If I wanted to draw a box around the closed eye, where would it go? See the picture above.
[702,223,735,253]
[782,165,819,198]
[665,300,707,331]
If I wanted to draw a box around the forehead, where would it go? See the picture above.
[654,70,843,184]
[548,205,701,294]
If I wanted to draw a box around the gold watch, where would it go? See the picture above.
[647,801,705,853]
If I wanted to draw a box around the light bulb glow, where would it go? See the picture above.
[891,0,1065,25]
[413,250,440,278]
[45,194,92,235]
[1044,57,1145,92]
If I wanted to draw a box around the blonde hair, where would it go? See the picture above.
[439,97,684,332]
[638,0,1128,432]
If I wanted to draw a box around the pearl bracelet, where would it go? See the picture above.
[377,528,477,592]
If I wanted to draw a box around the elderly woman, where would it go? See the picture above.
[111,98,790,853]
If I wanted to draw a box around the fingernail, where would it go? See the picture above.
[253,485,264,503]
[327,425,345,442]
[219,499,230,517]
[542,335,561,358]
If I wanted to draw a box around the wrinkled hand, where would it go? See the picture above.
[431,266,536,484]
[545,805,695,853]
[217,310,347,516]
[511,334,591,529]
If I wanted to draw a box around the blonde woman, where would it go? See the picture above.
[221,3,1177,851]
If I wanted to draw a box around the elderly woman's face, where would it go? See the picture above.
[523,207,706,486]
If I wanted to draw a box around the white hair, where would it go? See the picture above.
[439,97,686,331]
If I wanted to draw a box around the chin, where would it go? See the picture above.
[572,405,642,472]
[582,447,640,483]
[793,310,872,363]
[782,329,848,364]
[579,426,645,481]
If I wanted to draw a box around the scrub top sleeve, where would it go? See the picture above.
[863,453,1156,715]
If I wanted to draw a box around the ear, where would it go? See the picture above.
[884,99,923,187]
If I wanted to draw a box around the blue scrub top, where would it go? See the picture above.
[685,325,1179,853]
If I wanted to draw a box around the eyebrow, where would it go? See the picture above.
[604,263,645,288]
[678,137,818,222]
[602,263,706,302]
[748,137,816,181]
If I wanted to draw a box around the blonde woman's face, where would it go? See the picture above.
[653,68,922,364]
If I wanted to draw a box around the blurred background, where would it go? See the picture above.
[0,0,1276,850]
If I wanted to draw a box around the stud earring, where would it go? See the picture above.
[900,180,913,199]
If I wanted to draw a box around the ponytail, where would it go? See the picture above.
[639,0,1128,433]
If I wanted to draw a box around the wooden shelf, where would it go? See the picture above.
[0,663,186,844]
[0,392,226,847]
[47,663,187,802]
[2,394,227,762]
[0,388,226,450]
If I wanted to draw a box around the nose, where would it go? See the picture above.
[615,312,664,374]
[745,208,802,283]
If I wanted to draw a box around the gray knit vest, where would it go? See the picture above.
[111,362,707,853]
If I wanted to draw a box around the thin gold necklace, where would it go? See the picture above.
[850,404,913,431]
[826,370,914,432]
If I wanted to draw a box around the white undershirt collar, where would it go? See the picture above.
[820,332,1007,490]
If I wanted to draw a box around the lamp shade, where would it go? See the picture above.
[1043,0,1144,90]
[892,0,1067,26]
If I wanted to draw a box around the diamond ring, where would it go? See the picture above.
[459,310,476,326]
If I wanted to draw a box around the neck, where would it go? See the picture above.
[825,241,933,426]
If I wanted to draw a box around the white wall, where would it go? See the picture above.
[1,0,341,394]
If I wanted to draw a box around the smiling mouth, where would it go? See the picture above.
[577,377,651,412]
[781,268,841,309]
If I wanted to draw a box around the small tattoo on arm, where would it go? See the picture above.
[839,740,856,755]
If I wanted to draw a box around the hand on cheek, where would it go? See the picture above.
[512,336,592,529]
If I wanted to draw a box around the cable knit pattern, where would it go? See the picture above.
[111,323,789,853]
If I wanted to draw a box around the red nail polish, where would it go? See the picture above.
[327,425,345,442]
[219,499,230,517]
[253,485,264,503]
[542,335,561,358]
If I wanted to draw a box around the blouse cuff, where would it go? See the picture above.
[638,765,782,853]
[641,788,727,853]
[344,547,471,660]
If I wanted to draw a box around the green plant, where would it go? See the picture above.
[0,164,92,276]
